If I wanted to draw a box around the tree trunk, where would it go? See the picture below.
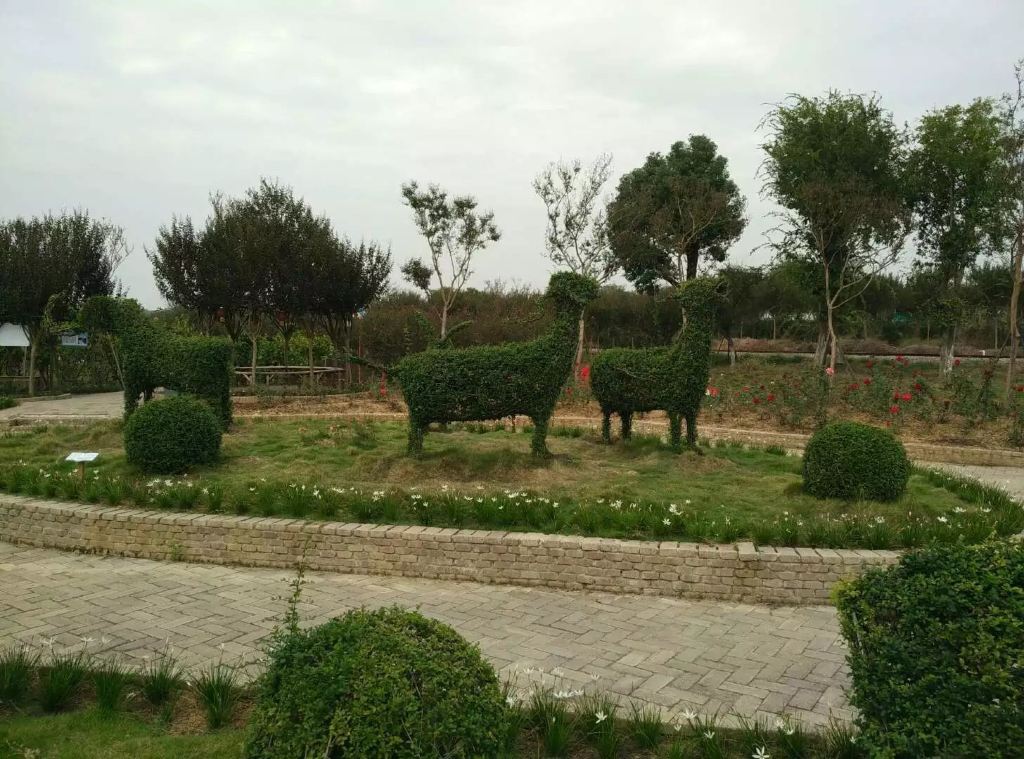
[27,333,38,397]
[250,334,258,387]
[308,341,315,389]
[685,252,698,281]
[106,335,124,390]
[344,325,353,387]
[940,326,956,376]
[771,316,777,341]
[440,304,449,340]
[727,335,737,366]
[813,322,828,367]
[826,304,838,376]
[1007,230,1024,398]
[574,315,585,370]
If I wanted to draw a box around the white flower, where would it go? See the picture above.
[681,708,697,721]
[505,694,518,707]
[937,516,949,524]
[703,730,715,740]
[662,518,671,526]
[595,710,607,723]
[552,688,582,699]
[753,747,771,759]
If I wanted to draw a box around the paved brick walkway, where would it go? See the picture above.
[0,542,849,728]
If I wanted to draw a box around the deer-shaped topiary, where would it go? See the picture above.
[79,296,234,428]
[591,277,720,450]
[391,272,599,456]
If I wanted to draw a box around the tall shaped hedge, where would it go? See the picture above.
[836,541,1024,757]
[80,296,233,427]
[393,272,599,456]
[591,277,719,449]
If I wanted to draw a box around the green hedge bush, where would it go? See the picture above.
[0,395,15,410]
[802,420,909,501]
[394,272,598,457]
[836,541,1024,757]
[123,395,222,474]
[244,606,506,759]
[592,277,720,449]
[80,297,233,427]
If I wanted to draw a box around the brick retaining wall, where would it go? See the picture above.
[0,495,900,605]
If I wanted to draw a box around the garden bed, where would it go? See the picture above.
[0,418,1019,552]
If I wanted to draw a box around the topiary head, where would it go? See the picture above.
[545,272,600,315]
[672,276,724,320]
[79,296,144,334]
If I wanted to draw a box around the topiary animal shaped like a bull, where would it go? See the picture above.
[394,272,599,456]
[591,277,721,451]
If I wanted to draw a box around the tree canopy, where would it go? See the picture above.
[761,91,909,370]
[401,181,500,338]
[607,135,746,290]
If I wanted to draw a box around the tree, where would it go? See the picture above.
[761,92,909,373]
[1003,60,1024,395]
[909,98,1011,373]
[400,181,501,338]
[754,260,817,340]
[607,135,746,290]
[716,265,765,364]
[150,180,339,386]
[533,153,617,366]
[314,239,392,385]
[0,211,126,395]
[150,200,251,341]
[966,260,1013,349]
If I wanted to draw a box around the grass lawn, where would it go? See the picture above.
[0,711,243,759]
[0,418,1019,549]
[0,707,847,759]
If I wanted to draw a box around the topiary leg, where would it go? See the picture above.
[685,410,702,453]
[123,386,140,419]
[530,415,551,457]
[601,411,612,443]
[621,411,633,440]
[407,418,425,455]
[668,412,683,452]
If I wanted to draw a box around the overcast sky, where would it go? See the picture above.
[2,1,1022,308]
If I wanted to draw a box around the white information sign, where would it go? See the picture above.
[65,452,99,463]
[60,332,89,348]
[0,323,30,348]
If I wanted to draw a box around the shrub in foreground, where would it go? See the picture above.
[244,606,506,759]
[803,420,909,501]
[123,395,221,474]
[835,541,1024,757]
[0,395,16,410]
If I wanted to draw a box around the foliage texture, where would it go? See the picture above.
[591,277,720,449]
[835,541,1024,757]
[123,395,222,474]
[607,135,746,288]
[244,606,506,759]
[394,272,599,456]
[803,421,909,501]
[80,297,233,427]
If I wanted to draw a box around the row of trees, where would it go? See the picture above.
[3,60,1022,395]
[149,180,391,385]
[515,59,1024,387]
[0,212,126,394]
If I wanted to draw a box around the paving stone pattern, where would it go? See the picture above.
[0,542,850,728]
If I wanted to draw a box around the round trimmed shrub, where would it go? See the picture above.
[244,607,506,759]
[836,541,1024,757]
[803,420,909,501]
[123,395,221,474]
